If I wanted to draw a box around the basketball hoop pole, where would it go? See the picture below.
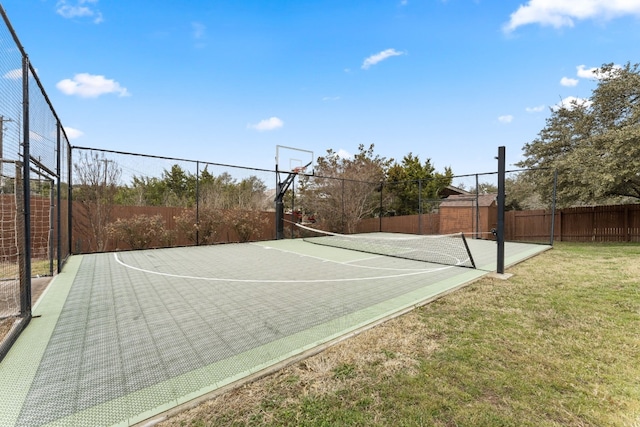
[275,161,311,240]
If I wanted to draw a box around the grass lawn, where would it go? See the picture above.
[159,242,640,427]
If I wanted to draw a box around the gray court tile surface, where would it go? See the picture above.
[0,238,549,426]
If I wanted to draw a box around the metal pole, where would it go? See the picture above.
[475,174,480,238]
[550,169,557,245]
[341,178,345,233]
[496,146,506,274]
[49,178,54,276]
[291,174,295,238]
[379,180,383,232]
[418,179,423,235]
[195,161,200,245]
[21,55,32,316]
[56,123,62,272]
[68,146,73,254]
[275,167,284,240]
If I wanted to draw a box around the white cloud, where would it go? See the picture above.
[3,68,23,80]
[322,96,340,102]
[577,64,600,79]
[503,0,640,32]
[576,64,621,79]
[63,126,84,139]
[498,115,514,123]
[3,67,38,80]
[192,22,206,39]
[56,73,130,98]
[247,117,284,131]
[191,22,207,48]
[526,105,545,113]
[361,48,405,70]
[192,21,207,46]
[56,0,103,24]
[553,96,593,111]
[560,77,579,87]
[335,149,352,159]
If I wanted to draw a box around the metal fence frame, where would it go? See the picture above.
[0,5,72,361]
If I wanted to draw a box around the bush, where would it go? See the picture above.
[107,214,170,250]
[224,209,269,242]
[174,207,224,245]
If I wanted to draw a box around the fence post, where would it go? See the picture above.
[496,147,505,274]
[195,161,200,245]
[341,178,345,234]
[68,146,73,254]
[56,123,62,272]
[624,205,630,242]
[550,169,557,245]
[475,173,479,238]
[379,180,383,232]
[418,179,422,235]
[21,55,32,317]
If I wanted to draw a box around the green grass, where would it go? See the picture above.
[0,258,55,279]
[163,242,640,427]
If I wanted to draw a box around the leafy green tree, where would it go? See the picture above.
[518,62,640,207]
[128,175,167,206]
[504,175,545,210]
[162,164,197,206]
[386,153,453,215]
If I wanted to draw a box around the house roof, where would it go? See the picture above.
[440,193,497,207]
[438,185,472,197]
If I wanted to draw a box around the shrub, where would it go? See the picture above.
[107,214,168,250]
[174,207,225,245]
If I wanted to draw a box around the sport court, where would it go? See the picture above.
[0,236,549,427]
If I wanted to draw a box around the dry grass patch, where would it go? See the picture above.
[158,243,640,427]
[0,317,15,341]
[160,310,442,427]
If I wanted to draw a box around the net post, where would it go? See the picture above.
[496,146,506,274]
[460,233,476,269]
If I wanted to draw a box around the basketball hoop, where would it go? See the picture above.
[292,166,306,175]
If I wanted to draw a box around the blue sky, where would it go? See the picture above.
[2,0,640,176]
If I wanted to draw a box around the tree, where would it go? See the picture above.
[299,144,392,233]
[386,153,453,215]
[518,62,640,207]
[73,152,122,252]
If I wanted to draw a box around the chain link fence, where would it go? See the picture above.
[70,147,278,253]
[1,5,72,360]
[69,146,559,256]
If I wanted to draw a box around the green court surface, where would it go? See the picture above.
[0,236,549,427]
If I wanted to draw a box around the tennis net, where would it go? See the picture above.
[295,223,476,268]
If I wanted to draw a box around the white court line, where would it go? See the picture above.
[255,243,449,272]
[113,249,451,284]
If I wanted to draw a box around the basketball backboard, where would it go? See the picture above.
[276,145,314,175]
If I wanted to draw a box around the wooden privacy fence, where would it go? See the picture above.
[24,202,638,255]
[506,204,640,242]
[359,204,640,243]
[71,203,280,253]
